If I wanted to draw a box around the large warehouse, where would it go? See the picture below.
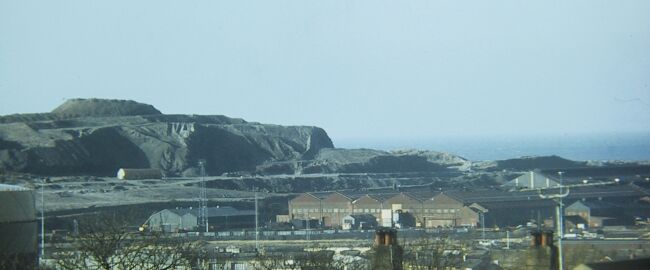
[289,190,480,228]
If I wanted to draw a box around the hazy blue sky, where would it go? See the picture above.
[1,1,649,142]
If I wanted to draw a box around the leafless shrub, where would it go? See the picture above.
[402,235,467,270]
[53,217,204,270]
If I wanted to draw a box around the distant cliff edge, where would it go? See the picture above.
[0,99,334,176]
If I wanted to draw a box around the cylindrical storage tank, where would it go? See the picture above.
[0,184,37,269]
[117,168,163,180]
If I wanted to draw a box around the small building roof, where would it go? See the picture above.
[384,192,423,203]
[343,214,377,223]
[323,192,353,202]
[568,200,621,210]
[168,206,254,218]
[566,201,590,211]
[468,203,488,213]
[290,192,322,202]
[503,171,561,189]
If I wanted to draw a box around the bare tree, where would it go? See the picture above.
[54,217,204,270]
[299,250,338,270]
[563,244,605,270]
[254,250,355,270]
[402,235,466,270]
[254,252,301,270]
[0,252,38,270]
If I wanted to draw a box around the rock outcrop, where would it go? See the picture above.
[52,98,162,118]
[255,148,470,174]
[0,99,333,176]
[476,155,587,171]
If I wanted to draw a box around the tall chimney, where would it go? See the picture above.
[529,230,559,270]
[370,227,403,270]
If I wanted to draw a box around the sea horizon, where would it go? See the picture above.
[335,132,650,162]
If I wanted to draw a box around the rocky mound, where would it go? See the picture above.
[0,99,333,176]
[255,148,469,174]
[477,155,587,171]
[52,98,162,117]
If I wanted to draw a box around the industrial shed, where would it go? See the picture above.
[421,193,475,228]
[289,190,478,229]
[321,192,353,227]
[116,168,162,180]
[289,193,323,222]
[288,183,648,229]
[342,214,378,230]
[503,171,560,189]
[145,206,255,232]
[564,200,626,228]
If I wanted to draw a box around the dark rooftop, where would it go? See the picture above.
[169,206,254,217]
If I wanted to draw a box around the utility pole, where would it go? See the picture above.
[557,171,565,270]
[539,171,569,270]
[254,187,259,251]
[481,211,486,241]
[306,216,310,242]
[40,178,45,264]
[198,160,208,233]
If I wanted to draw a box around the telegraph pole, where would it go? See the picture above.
[481,212,485,240]
[254,187,259,251]
[306,216,310,242]
[538,171,569,270]
[40,178,45,264]
[198,160,208,233]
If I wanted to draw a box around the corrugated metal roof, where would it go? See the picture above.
[571,200,621,210]
[503,171,560,188]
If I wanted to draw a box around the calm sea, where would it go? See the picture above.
[335,133,650,161]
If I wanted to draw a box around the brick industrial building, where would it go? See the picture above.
[289,190,480,228]
[288,183,649,229]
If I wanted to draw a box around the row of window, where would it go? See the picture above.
[292,208,458,214]
[293,208,321,213]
